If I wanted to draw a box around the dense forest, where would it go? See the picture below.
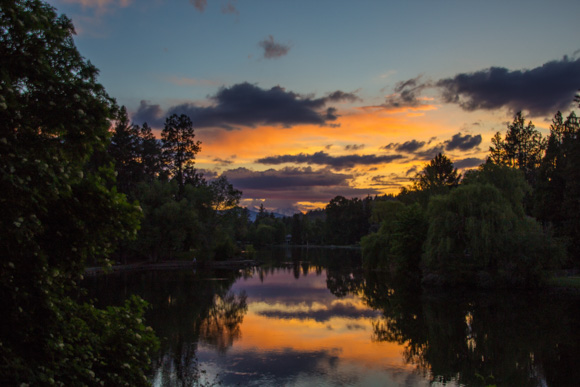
[2,0,579,384]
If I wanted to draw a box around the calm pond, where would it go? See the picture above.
[84,247,580,387]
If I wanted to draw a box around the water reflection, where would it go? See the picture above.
[83,247,580,387]
[362,271,580,387]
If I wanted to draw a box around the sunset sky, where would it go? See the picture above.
[47,0,580,214]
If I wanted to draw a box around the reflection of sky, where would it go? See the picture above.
[196,267,431,386]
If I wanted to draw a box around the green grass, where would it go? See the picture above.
[547,276,580,288]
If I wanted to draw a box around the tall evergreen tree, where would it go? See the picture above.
[489,112,546,187]
[161,114,201,196]
[416,152,461,191]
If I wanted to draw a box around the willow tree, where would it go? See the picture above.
[423,165,563,287]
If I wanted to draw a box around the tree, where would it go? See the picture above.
[109,106,142,196]
[161,114,201,196]
[488,112,546,186]
[423,168,563,287]
[209,175,242,212]
[416,153,461,191]
[138,122,164,182]
[325,196,370,245]
[1,1,157,384]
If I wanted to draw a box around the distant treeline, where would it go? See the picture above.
[106,100,580,289]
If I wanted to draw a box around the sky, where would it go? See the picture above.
[47,0,580,214]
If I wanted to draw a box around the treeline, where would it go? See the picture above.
[104,109,246,263]
[361,105,580,287]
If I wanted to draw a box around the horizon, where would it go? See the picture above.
[47,0,580,213]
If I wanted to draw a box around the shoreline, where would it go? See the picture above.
[85,259,261,276]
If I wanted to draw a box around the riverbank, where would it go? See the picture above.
[85,259,261,276]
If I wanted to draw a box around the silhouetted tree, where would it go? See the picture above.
[416,152,461,191]
[161,114,201,196]
[489,112,546,187]
[0,1,158,384]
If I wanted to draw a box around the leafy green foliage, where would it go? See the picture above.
[361,202,427,276]
[423,180,562,287]
[325,195,371,245]
[398,153,460,207]
[0,1,158,384]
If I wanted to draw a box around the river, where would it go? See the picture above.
[84,247,580,386]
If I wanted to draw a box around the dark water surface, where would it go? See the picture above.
[84,247,580,386]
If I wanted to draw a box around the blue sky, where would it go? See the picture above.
[47,0,580,213]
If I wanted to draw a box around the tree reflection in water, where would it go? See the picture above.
[356,271,580,387]
[84,249,580,387]
[83,270,249,386]
[199,290,248,353]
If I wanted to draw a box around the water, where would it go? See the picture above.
[84,247,580,386]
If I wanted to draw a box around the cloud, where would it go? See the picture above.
[380,76,433,109]
[369,174,413,188]
[224,167,349,190]
[213,157,234,166]
[256,151,404,170]
[381,133,482,163]
[454,157,485,169]
[382,140,426,153]
[411,145,446,161]
[344,144,365,151]
[437,57,580,116]
[444,132,482,151]
[222,167,381,206]
[259,35,291,59]
[133,100,164,125]
[325,90,361,103]
[132,82,352,129]
[190,0,207,12]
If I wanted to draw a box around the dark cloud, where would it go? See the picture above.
[381,75,432,109]
[221,167,380,204]
[224,166,349,190]
[413,145,445,161]
[454,157,484,169]
[256,151,404,170]
[383,140,426,153]
[213,157,234,165]
[445,132,482,151]
[132,82,352,129]
[190,0,207,12]
[369,174,412,188]
[259,35,291,59]
[437,57,580,116]
[344,144,365,151]
[325,90,361,103]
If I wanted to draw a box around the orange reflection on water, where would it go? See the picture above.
[229,268,414,371]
